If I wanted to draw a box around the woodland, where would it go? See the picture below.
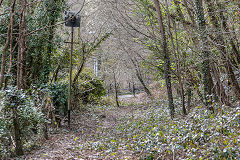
[0,0,240,159]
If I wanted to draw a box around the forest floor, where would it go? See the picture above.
[24,93,149,160]
[22,91,240,160]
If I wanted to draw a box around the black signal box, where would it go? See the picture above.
[65,11,81,27]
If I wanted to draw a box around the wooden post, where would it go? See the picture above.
[68,26,74,128]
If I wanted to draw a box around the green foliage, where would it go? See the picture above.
[73,70,106,105]
[133,0,157,26]
[0,0,67,87]
[0,86,45,158]
[39,73,105,116]
[47,82,68,116]
[0,14,9,44]
[26,0,67,85]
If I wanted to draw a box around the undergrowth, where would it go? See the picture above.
[83,101,240,159]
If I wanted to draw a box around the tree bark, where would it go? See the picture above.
[4,0,16,89]
[153,0,174,118]
[136,72,152,97]
[17,0,27,89]
[131,58,152,97]
[13,105,24,156]
[165,0,187,115]
[217,4,240,100]
[133,82,136,97]
[195,0,214,106]
[182,0,196,27]
[187,88,192,111]
[210,63,230,106]
[50,64,60,83]
[0,22,11,89]
[206,0,240,101]
[0,0,16,88]
[217,2,240,65]
[73,52,86,84]
[113,71,120,107]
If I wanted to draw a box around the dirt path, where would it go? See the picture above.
[24,105,134,160]
[119,94,134,99]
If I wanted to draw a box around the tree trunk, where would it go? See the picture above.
[206,0,240,101]
[0,0,16,88]
[165,0,186,115]
[129,82,131,93]
[13,106,24,156]
[182,0,196,27]
[187,88,192,111]
[43,22,54,83]
[113,71,120,107]
[187,68,205,105]
[133,82,136,97]
[153,0,174,118]
[136,72,152,97]
[195,0,214,107]
[217,4,240,100]
[50,64,60,83]
[73,54,86,84]
[4,0,16,89]
[131,58,152,97]
[17,0,27,89]
[217,2,240,65]
[0,22,10,89]
[44,0,58,83]
[226,64,240,100]
[210,63,230,106]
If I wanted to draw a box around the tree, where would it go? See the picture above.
[153,0,174,118]
[195,0,214,107]
[131,57,152,97]
[17,0,27,89]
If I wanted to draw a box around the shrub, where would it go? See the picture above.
[73,71,106,106]
[47,82,68,116]
[0,86,45,158]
